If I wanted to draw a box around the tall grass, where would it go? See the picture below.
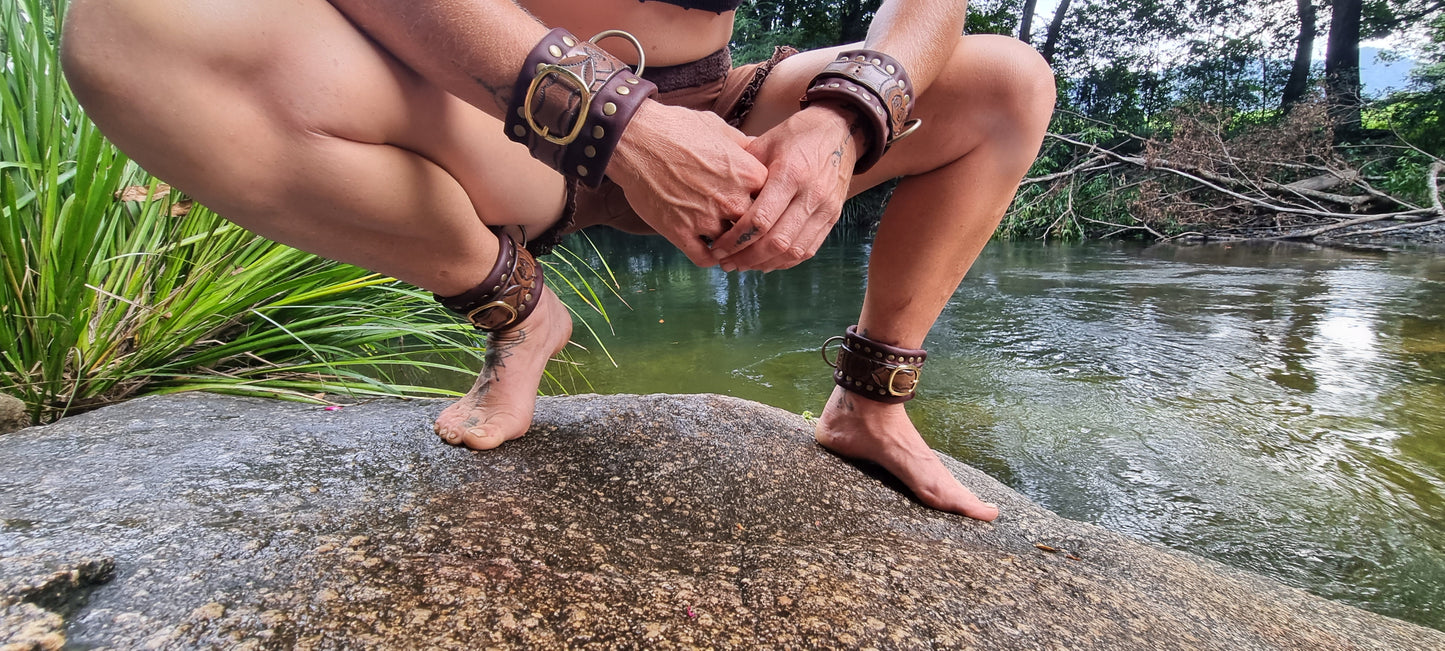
[0,0,618,425]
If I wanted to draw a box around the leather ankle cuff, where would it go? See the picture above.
[822,325,927,404]
[801,50,921,174]
[434,230,544,332]
[505,28,659,188]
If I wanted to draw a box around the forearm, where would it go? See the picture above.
[865,0,968,97]
[325,0,549,116]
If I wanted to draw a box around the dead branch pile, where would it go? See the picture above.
[1022,103,1444,242]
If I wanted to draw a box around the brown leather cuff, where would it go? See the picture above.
[822,325,927,404]
[434,230,544,332]
[800,50,920,174]
[505,28,658,188]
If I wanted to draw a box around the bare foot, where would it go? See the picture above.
[815,386,999,521]
[433,287,573,450]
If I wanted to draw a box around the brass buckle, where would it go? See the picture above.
[886,364,921,396]
[466,300,519,331]
[524,65,592,145]
[820,336,846,368]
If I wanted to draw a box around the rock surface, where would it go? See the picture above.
[1,393,1441,649]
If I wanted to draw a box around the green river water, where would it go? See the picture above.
[442,232,1445,631]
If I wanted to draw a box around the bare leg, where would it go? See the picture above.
[747,36,1057,520]
[62,0,573,448]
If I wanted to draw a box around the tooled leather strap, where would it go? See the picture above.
[822,325,927,404]
[505,28,658,188]
[801,49,921,174]
[434,230,544,332]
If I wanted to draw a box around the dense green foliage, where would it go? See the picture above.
[732,0,1444,240]
[0,0,613,425]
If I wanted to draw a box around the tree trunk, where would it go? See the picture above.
[840,0,880,44]
[1324,0,1363,138]
[1019,0,1038,43]
[1041,0,1072,64]
[1280,0,1316,112]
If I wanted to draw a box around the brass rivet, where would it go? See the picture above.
[878,388,887,395]
[847,85,859,92]
[838,54,849,61]
[886,64,896,74]
[525,293,532,302]
[875,352,883,358]
[829,82,840,88]
[871,58,882,65]
[516,107,525,118]
[562,36,577,47]
[899,80,907,89]
[864,347,872,353]
[617,86,630,95]
[603,102,617,116]
[512,125,527,137]
[627,77,640,84]
[593,125,606,139]
[855,381,863,387]
[548,45,563,58]
[904,94,911,103]
[584,145,597,158]
[577,165,590,176]
[887,354,895,361]
[855,55,866,62]
[876,107,885,115]
[536,62,547,73]
[845,375,853,382]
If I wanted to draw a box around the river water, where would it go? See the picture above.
[464,231,1445,630]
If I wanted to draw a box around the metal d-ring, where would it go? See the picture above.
[588,29,647,77]
[821,336,846,369]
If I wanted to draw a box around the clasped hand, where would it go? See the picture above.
[611,102,859,271]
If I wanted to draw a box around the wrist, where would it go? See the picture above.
[804,102,870,161]
[609,99,660,189]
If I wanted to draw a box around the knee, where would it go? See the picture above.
[945,35,1057,133]
[59,0,117,106]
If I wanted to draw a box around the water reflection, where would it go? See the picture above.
[518,233,1445,630]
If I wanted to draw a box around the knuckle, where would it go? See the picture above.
[765,237,790,255]
[788,245,809,261]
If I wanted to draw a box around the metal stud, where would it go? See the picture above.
[593,125,606,139]
[871,58,882,66]
[603,102,617,116]
[512,125,527,137]
[887,354,896,361]
[536,62,547,73]
[577,165,589,177]
[516,107,525,118]
[524,293,532,302]
[548,45,563,58]
[584,145,597,158]
[847,85,859,92]
[617,86,630,96]
[627,77,640,84]
[886,64,896,74]
[875,352,883,358]
[562,36,577,47]
[829,82,840,88]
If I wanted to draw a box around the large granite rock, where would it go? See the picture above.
[1,393,1440,649]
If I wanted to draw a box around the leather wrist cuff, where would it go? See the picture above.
[505,28,658,188]
[801,49,921,174]
[822,325,927,404]
[434,230,544,332]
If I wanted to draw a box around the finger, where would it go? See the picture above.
[722,197,811,271]
[711,173,795,260]
[671,230,719,268]
[763,204,839,272]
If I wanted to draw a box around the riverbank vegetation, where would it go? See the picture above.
[0,0,615,425]
[737,0,1445,242]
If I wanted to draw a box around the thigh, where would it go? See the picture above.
[63,0,566,231]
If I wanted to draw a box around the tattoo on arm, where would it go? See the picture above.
[471,73,513,111]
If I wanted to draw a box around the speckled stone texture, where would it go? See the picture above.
[0,394,26,436]
[1,393,1441,649]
